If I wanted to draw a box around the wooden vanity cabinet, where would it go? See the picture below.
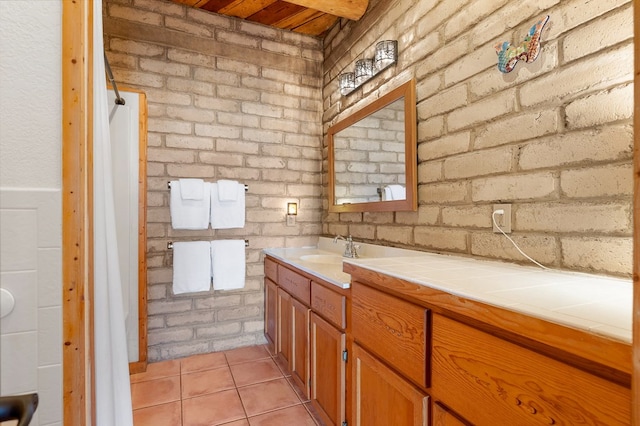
[432,403,470,426]
[264,258,278,354]
[351,343,429,426]
[431,314,631,426]
[291,297,310,396]
[276,287,292,368]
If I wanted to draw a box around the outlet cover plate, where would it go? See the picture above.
[492,204,512,233]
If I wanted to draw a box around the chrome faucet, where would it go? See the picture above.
[333,235,360,258]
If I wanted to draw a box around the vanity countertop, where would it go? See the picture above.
[264,238,633,344]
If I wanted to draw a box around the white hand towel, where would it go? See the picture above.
[217,179,239,201]
[211,240,245,290]
[383,186,392,201]
[179,178,204,200]
[388,184,406,200]
[210,182,245,229]
[172,241,212,294]
[170,181,211,230]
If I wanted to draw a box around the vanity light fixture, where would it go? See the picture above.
[339,40,398,96]
[286,202,298,226]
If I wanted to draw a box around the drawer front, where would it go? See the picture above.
[351,282,428,388]
[311,282,346,330]
[278,264,310,305]
[432,315,631,425]
[264,257,278,282]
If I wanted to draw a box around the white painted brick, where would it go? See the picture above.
[418,116,444,141]
[471,232,558,265]
[242,129,283,144]
[447,89,517,132]
[414,227,467,252]
[418,131,470,161]
[108,4,163,26]
[148,119,192,135]
[147,148,195,163]
[193,68,239,85]
[444,39,496,86]
[475,109,559,149]
[403,32,441,67]
[148,299,193,315]
[166,164,215,178]
[195,96,239,112]
[519,43,633,107]
[516,202,631,233]
[547,0,630,39]
[442,205,492,228]
[561,164,633,198]
[145,89,192,106]
[186,7,232,28]
[444,146,513,180]
[140,58,191,77]
[418,84,468,119]
[261,117,298,133]
[246,157,285,169]
[565,84,633,129]
[469,42,559,99]
[416,0,469,38]
[518,126,633,170]
[167,77,214,96]
[469,0,560,48]
[148,328,193,346]
[198,152,244,166]
[416,74,442,102]
[261,92,299,109]
[165,16,212,38]
[197,322,243,339]
[241,102,283,118]
[562,6,632,62]
[166,106,215,123]
[165,311,215,327]
[217,57,260,77]
[217,112,259,128]
[218,86,260,101]
[194,124,241,139]
[194,295,242,310]
[112,69,164,88]
[421,181,468,204]
[167,49,216,68]
[417,36,469,79]
[444,0,510,41]
[561,237,632,275]
[133,0,185,17]
[472,172,556,202]
[166,135,213,150]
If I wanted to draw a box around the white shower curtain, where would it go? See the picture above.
[93,2,134,425]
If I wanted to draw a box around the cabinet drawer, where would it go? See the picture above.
[278,264,310,305]
[264,257,278,282]
[311,282,346,330]
[432,315,631,425]
[352,282,428,388]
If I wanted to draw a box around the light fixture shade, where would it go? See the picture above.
[287,202,298,215]
[354,58,374,86]
[338,72,355,95]
[375,40,398,70]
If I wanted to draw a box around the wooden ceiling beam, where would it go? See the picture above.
[284,0,368,20]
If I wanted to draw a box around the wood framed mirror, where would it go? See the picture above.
[328,79,417,213]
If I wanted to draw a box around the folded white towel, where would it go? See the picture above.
[384,184,406,200]
[211,240,245,290]
[217,179,239,201]
[383,186,392,201]
[179,179,204,200]
[172,241,211,295]
[170,181,211,230]
[211,182,245,229]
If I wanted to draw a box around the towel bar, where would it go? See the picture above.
[167,181,248,191]
[168,240,249,249]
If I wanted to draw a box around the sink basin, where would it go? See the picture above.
[299,254,344,265]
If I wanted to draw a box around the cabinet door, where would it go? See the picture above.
[277,288,292,368]
[291,297,310,398]
[264,277,277,355]
[432,403,469,426]
[309,312,345,426]
[352,343,429,426]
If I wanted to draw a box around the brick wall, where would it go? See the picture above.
[323,0,634,277]
[104,0,323,361]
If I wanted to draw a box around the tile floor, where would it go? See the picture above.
[130,344,323,426]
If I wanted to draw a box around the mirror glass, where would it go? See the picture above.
[328,79,416,213]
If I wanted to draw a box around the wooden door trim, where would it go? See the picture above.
[633,0,639,423]
[62,1,93,424]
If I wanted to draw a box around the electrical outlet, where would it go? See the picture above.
[492,204,512,233]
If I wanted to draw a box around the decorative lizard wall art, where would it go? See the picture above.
[495,15,550,73]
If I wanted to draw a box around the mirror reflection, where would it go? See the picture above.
[328,79,417,213]
[333,98,406,204]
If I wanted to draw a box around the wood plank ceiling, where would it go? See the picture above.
[171,0,369,36]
